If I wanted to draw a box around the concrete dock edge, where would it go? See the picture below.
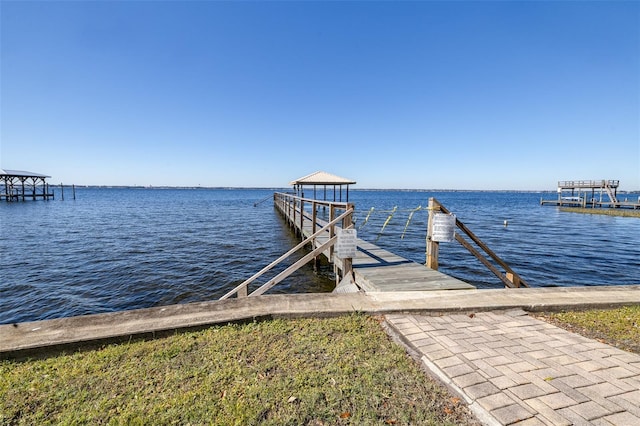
[2,285,639,359]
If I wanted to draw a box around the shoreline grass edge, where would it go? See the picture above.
[559,207,640,217]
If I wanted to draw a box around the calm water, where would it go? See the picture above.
[1,188,639,324]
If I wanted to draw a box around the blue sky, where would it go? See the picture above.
[1,1,638,190]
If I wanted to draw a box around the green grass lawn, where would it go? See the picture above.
[536,305,640,354]
[0,314,475,425]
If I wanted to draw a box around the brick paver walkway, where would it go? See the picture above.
[385,310,640,426]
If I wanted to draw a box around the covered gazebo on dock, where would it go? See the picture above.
[290,171,356,202]
[1,169,54,201]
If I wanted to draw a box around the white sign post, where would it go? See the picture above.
[336,228,357,258]
[432,213,456,243]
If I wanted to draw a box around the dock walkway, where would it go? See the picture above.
[274,193,475,292]
[352,239,475,292]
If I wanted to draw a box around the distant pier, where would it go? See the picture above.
[541,179,640,209]
[0,169,55,201]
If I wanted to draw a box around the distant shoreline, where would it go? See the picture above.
[60,185,640,194]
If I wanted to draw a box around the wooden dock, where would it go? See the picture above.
[219,172,521,299]
[1,169,55,202]
[273,193,475,293]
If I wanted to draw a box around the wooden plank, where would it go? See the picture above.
[354,259,474,292]
[339,236,473,292]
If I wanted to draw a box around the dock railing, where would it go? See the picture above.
[558,180,619,189]
[220,193,354,299]
[541,179,625,208]
[426,197,529,288]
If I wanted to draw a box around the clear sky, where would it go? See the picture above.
[1,1,638,190]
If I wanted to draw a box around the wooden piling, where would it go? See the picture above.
[341,205,354,282]
[426,197,440,270]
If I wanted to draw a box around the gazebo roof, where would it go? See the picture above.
[289,171,356,186]
[0,169,50,178]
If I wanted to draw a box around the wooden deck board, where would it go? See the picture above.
[279,203,475,292]
[351,250,474,292]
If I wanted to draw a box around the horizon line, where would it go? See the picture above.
[56,185,640,193]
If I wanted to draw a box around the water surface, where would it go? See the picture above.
[1,188,638,324]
